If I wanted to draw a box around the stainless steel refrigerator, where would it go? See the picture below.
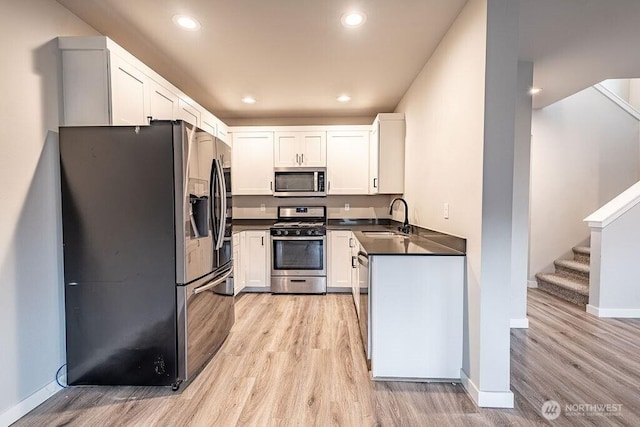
[60,120,233,390]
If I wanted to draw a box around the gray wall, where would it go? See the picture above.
[529,87,640,281]
[394,0,519,406]
[510,61,533,326]
[0,0,97,421]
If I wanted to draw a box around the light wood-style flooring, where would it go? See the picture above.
[14,289,640,426]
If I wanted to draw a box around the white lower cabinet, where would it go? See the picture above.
[327,230,353,290]
[237,230,270,290]
[232,232,245,295]
[350,233,360,316]
[370,255,464,380]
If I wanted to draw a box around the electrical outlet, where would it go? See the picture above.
[444,202,449,219]
[260,203,266,212]
[345,203,350,211]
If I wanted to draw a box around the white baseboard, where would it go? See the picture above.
[527,280,538,288]
[510,318,529,329]
[0,379,63,426]
[586,304,640,318]
[460,370,514,408]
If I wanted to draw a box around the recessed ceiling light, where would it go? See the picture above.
[337,94,351,103]
[172,15,201,31]
[341,12,366,28]
[529,87,542,95]
[241,96,257,104]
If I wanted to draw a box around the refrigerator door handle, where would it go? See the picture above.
[193,268,233,295]
[209,158,219,245]
[215,157,227,250]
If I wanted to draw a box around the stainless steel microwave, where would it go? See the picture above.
[273,167,326,197]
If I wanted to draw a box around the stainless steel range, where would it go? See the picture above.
[270,206,327,294]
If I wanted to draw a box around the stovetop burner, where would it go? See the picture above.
[271,206,327,236]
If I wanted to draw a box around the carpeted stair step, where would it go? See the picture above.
[535,273,589,306]
[554,259,589,282]
[572,246,591,264]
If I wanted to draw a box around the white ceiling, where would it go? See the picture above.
[57,0,640,121]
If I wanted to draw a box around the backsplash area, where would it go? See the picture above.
[233,195,397,219]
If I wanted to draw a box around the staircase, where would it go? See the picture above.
[535,246,590,306]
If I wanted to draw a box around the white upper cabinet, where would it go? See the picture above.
[200,111,217,136]
[58,36,228,132]
[369,113,405,194]
[274,131,326,167]
[149,80,178,121]
[109,54,150,125]
[216,120,229,144]
[231,132,274,195]
[178,99,200,127]
[327,130,370,195]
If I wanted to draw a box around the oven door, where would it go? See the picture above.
[271,235,326,276]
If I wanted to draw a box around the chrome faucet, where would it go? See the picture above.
[389,197,410,234]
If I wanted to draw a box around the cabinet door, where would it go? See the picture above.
[369,123,380,194]
[350,234,360,316]
[178,98,201,127]
[274,132,299,167]
[328,231,352,289]
[232,132,274,195]
[232,232,245,295]
[109,53,150,125]
[245,231,269,288]
[299,132,326,166]
[149,80,177,120]
[377,117,405,193]
[217,120,229,144]
[201,111,217,136]
[327,131,370,195]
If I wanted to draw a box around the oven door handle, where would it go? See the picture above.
[271,236,325,241]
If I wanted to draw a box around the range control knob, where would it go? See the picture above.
[275,229,282,236]
[307,229,313,235]
[295,230,301,236]
[283,230,289,236]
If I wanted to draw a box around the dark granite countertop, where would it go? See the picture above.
[329,219,466,256]
[232,219,275,232]
[232,218,466,255]
[353,230,464,256]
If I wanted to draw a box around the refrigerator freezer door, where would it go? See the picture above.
[176,269,235,382]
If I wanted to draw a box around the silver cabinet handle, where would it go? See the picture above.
[261,236,264,246]
[296,154,299,164]
[373,178,378,188]
[270,181,273,191]
[349,237,354,248]
[301,153,304,164]
[352,256,357,268]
